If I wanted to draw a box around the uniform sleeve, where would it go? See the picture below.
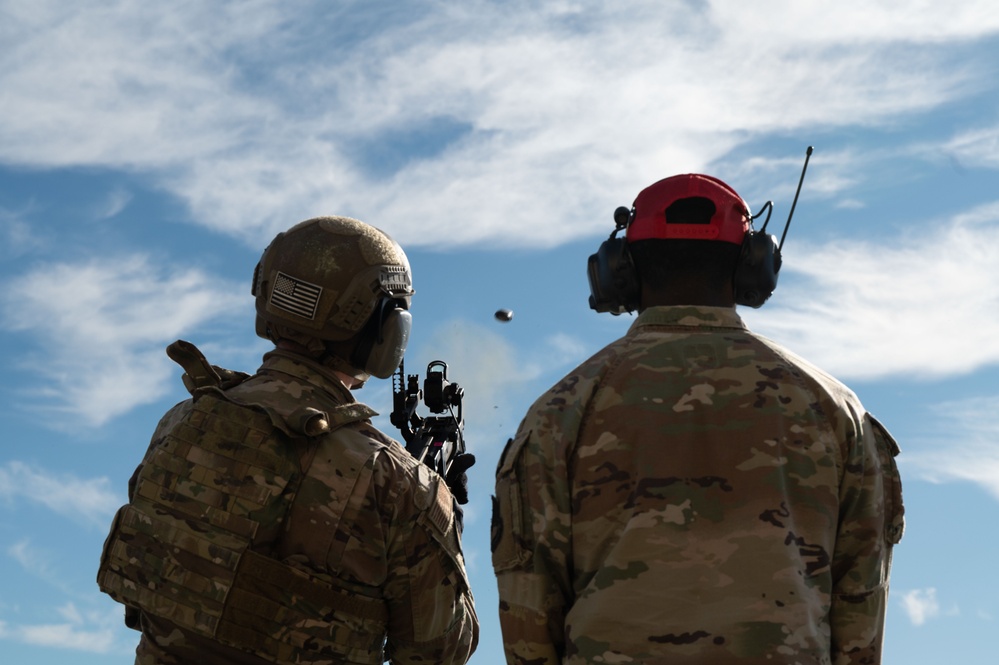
[829,411,905,665]
[382,463,479,665]
[491,412,577,664]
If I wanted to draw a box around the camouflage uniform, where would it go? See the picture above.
[492,306,903,665]
[100,347,478,664]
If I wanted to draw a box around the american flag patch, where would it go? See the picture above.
[270,271,322,320]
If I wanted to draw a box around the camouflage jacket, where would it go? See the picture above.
[492,306,904,665]
[100,348,478,665]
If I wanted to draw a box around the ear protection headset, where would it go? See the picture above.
[587,206,641,314]
[587,173,780,312]
[732,219,782,308]
[350,297,412,379]
[588,149,813,313]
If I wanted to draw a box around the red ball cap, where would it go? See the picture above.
[626,173,750,245]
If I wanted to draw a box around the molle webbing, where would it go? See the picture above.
[218,550,388,663]
[97,393,388,664]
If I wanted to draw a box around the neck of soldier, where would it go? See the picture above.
[639,281,736,310]
[335,371,362,389]
[274,339,361,390]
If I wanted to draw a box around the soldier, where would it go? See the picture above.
[98,216,478,664]
[491,174,904,664]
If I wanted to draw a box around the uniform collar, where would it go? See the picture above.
[258,349,356,404]
[629,305,748,332]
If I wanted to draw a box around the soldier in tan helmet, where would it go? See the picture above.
[98,216,478,664]
[492,175,904,664]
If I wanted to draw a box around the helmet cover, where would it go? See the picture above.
[627,173,750,245]
[253,216,414,344]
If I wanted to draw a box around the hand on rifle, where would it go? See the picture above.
[445,453,476,505]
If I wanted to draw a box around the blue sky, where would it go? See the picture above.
[2,1,999,663]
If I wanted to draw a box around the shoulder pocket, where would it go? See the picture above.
[408,464,470,589]
[491,430,533,573]
[868,414,905,545]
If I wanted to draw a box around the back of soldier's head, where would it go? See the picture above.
[626,174,749,304]
[588,173,765,313]
[629,196,742,300]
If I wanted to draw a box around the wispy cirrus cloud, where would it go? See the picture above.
[0,204,46,258]
[746,199,999,381]
[92,186,133,220]
[396,318,546,449]
[0,462,121,526]
[900,396,999,501]
[0,602,121,654]
[941,125,999,170]
[2,1,998,248]
[1,254,246,426]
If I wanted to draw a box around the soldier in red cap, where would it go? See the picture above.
[492,174,904,664]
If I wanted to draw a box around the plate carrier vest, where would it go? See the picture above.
[97,341,390,664]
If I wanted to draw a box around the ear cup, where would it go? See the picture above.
[587,237,641,314]
[351,299,412,378]
[365,307,411,378]
[734,231,782,308]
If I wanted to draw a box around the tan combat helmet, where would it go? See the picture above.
[252,216,415,379]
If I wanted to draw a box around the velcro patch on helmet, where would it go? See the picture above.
[270,271,323,320]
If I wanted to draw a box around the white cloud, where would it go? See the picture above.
[9,539,56,578]
[0,205,46,258]
[899,588,941,626]
[3,0,994,423]
[366,319,591,530]
[2,1,998,248]
[0,462,121,526]
[406,319,595,443]
[93,186,133,220]
[409,318,546,446]
[1,254,246,426]
[17,621,113,653]
[907,440,999,501]
[0,602,119,654]
[942,125,999,169]
[746,199,999,380]
[546,332,590,366]
[6,539,79,597]
[902,396,999,501]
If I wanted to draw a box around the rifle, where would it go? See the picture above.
[390,359,468,484]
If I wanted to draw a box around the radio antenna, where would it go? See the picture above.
[778,146,813,252]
